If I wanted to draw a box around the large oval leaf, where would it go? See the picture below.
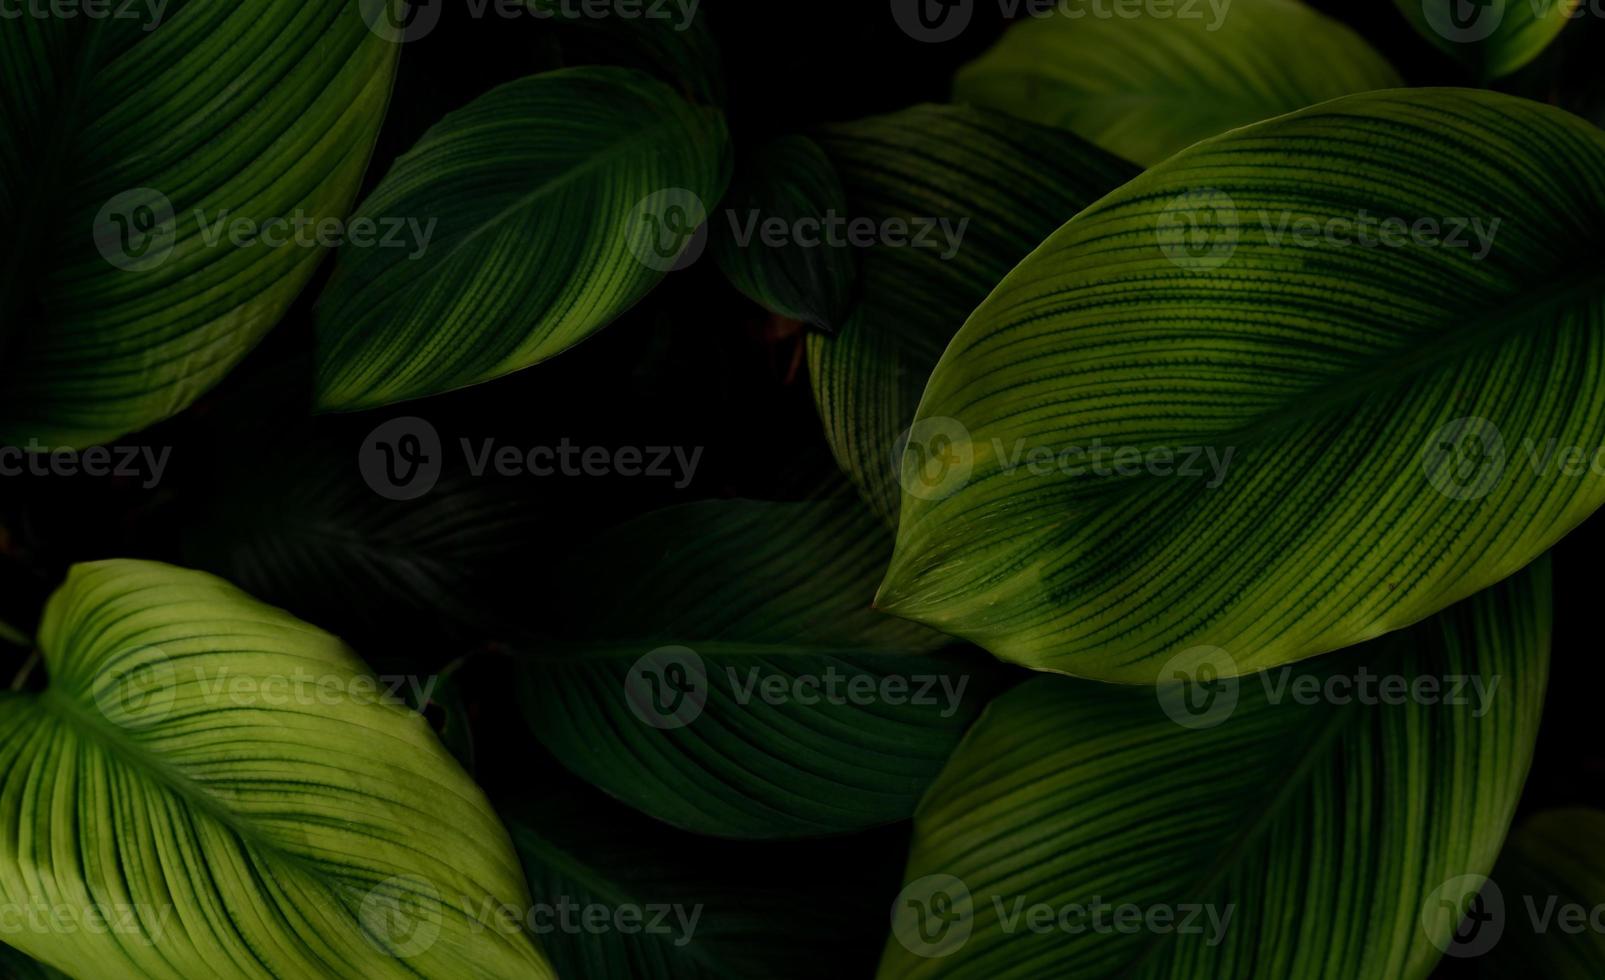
[879,88,1605,682]
[953,0,1400,166]
[807,105,1138,524]
[314,66,731,411]
[519,498,989,839]
[879,562,1549,978]
[0,560,553,979]
[1397,0,1581,81]
[0,0,398,447]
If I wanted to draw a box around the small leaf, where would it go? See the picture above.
[954,0,1400,165]
[314,66,731,411]
[1398,0,1580,81]
[712,135,858,331]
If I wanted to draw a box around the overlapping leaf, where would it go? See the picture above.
[879,88,1605,682]
[1398,0,1580,80]
[315,66,731,411]
[807,105,1138,523]
[0,560,553,979]
[953,0,1399,165]
[1477,808,1605,976]
[880,562,1549,978]
[519,498,987,838]
[0,0,398,446]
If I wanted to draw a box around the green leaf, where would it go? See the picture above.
[0,0,398,447]
[806,105,1139,524]
[314,66,731,412]
[952,0,1400,166]
[0,560,553,979]
[518,498,990,839]
[880,561,1550,979]
[1398,0,1581,81]
[878,87,1605,682]
[1475,808,1605,975]
[711,135,858,331]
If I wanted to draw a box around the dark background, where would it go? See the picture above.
[1,2,1601,975]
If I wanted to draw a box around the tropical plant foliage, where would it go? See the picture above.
[0,0,1602,977]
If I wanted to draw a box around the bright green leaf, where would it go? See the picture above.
[0,560,553,979]
[519,498,989,839]
[807,105,1138,524]
[953,0,1400,165]
[880,561,1549,978]
[1398,0,1581,81]
[879,88,1605,682]
[0,0,398,447]
[314,66,731,412]
[712,135,858,331]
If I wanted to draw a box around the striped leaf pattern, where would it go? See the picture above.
[954,0,1400,166]
[0,561,553,979]
[1398,0,1582,80]
[314,66,731,411]
[879,88,1605,682]
[712,135,858,331]
[880,562,1550,979]
[807,106,1138,524]
[0,0,398,447]
[519,499,985,838]
[1478,808,1605,976]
